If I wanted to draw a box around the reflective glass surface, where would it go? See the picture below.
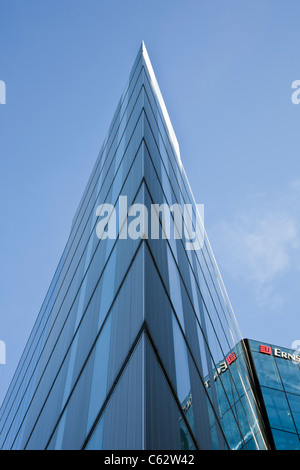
[248,339,300,449]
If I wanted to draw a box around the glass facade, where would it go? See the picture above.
[245,339,300,450]
[0,43,268,450]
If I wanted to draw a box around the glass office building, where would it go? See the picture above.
[0,43,268,450]
[244,339,300,450]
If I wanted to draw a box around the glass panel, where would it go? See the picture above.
[220,409,244,450]
[272,428,300,450]
[287,393,300,434]
[252,351,283,390]
[179,419,196,451]
[86,316,112,432]
[261,387,296,433]
[85,414,105,450]
[172,316,191,404]
[276,359,300,395]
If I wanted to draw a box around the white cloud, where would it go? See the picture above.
[289,178,300,194]
[211,182,300,309]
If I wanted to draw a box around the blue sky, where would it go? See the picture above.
[0,0,300,406]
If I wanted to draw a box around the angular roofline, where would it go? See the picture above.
[140,41,182,169]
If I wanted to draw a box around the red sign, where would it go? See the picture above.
[260,344,272,355]
[226,352,237,365]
